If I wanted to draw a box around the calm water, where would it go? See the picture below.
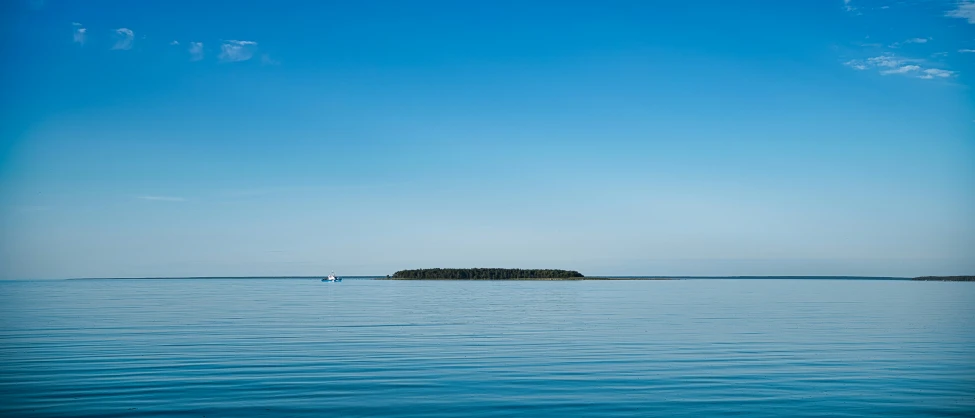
[1,279,973,417]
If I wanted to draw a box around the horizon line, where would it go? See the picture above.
[32,275,926,281]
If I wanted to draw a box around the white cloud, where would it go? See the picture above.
[844,0,855,12]
[946,0,975,23]
[112,28,134,50]
[880,65,920,75]
[72,22,86,45]
[844,60,868,70]
[189,42,204,61]
[918,68,954,79]
[866,55,904,68]
[170,40,179,46]
[138,196,186,202]
[905,38,928,43]
[219,40,258,62]
[960,49,975,53]
[847,54,956,80]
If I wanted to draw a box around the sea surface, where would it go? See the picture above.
[1,278,973,417]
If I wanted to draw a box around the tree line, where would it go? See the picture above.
[913,276,975,281]
[390,268,585,280]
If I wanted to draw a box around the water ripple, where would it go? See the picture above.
[1,279,973,417]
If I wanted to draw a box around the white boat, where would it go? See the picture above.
[322,272,341,282]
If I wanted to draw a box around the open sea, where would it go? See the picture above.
[1,278,973,417]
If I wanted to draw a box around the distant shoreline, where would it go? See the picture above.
[381,277,679,281]
[389,268,585,280]
[911,276,975,282]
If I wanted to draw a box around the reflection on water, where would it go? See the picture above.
[1,279,973,417]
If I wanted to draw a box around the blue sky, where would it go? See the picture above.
[1,0,973,279]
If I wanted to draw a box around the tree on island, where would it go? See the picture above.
[390,268,584,280]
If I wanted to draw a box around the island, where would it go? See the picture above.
[912,276,975,281]
[387,268,585,280]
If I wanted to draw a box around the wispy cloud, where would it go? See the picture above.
[844,0,856,12]
[72,22,86,45]
[891,37,929,48]
[260,54,280,66]
[189,42,204,61]
[866,54,906,68]
[137,196,186,202]
[960,49,975,53]
[946,0,975,23]
[844,60,868,70]
[918,68,954,79]
[112,28,134,50]
[219,40,258,62]
[66,26,276,66]
[880,65,920,75]
[846,54,954,80]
